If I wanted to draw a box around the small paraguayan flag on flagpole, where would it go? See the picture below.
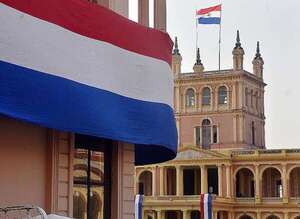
[200,194,213,219]
[196,4,222,25]
[135,194,143,219]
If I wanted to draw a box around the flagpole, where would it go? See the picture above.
[218,5,222,72]
[196,9,199,53]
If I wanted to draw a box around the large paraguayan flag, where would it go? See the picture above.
[0,0,177,165]
[197,4,222,25]
[200,194,213,219]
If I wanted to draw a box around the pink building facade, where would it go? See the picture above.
[173,33,266,151]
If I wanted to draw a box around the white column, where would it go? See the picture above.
[159,166,164,196]
[157,210,162,219]
[201,165,207,194]
[213,211,218,219]
[176,166,183,196]
[226,165,231,198]
[152,167,157,196]
[154,0,167,31]
[183,210,189,219]
[257,211,261,219]
[109,0,129,17]
[138,0,149,27]
[255,164,261,203]
[282,164,288,203]
[218,164,223,197]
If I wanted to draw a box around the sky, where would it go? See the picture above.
[129,0,300,149]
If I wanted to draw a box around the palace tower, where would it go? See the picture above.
[135,31,300,219]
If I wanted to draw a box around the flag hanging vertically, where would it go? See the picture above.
[0,0,178,165]
[135,195,143,219]
[197,4,222,25]
[200,194,213,219]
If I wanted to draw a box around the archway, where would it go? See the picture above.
[191,211,200,219]
[183,167,201,195]
[266,215,280,219]
[239,215,253,219]
[289,167,300,197]
[138,171,153,196]
[235,168,255,198]
[166,167,176,195]
[262,167,282,197]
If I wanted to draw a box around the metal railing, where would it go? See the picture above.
[0,206,47,219]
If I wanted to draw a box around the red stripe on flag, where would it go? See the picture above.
[0,0,173,65]
[197,4,222,15]
[200,194,204,219]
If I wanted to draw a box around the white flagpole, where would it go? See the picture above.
[196,9,199,53]
[218,4,222,72]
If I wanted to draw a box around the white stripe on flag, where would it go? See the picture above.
[204,194,209,219]
[135,195,143,219]
[0,4,173,107]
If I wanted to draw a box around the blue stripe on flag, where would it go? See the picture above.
[198,17,221,24]
[207,194,212,219]
[135,195,143,219]
[0,60,177,165]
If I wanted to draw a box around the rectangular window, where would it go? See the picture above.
[73,137,112,219]
[195,126,201,146]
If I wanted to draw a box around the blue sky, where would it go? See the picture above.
[129,0,300,149]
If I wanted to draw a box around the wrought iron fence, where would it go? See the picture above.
[0,206,47,219]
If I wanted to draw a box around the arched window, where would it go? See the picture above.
[218,86,228,104]
[202,119,211,148]
[202,87,211,105]
[239,215,253,219]
[262,168,282,198]
[186,88,195,107]
[251,121,255,145]
[138,171,153,196]
[235,168,255,198]
[266,216,280,219]
[289,167,300,197]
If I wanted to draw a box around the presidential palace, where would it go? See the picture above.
[135,33,300,219]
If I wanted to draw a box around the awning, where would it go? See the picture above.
[0,0,177,165]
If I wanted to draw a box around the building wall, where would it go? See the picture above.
[0,116,48,208]
[175,72,265,150]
